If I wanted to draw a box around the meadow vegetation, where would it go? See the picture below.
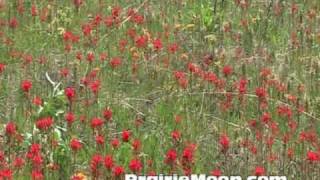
[0,0,320,179]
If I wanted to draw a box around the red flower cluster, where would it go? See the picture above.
[65,87,76,101]
[36,117,53,131]
[5,122,17,136]
[70,138,82,151]
[21,80,32,93]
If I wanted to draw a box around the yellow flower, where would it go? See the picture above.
[72,172,87,180]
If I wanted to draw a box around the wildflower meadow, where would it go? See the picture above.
[0,0,320,179]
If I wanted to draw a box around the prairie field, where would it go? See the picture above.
[0,0,320,179]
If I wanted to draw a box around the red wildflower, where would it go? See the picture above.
[70,138,82,151]
[183,168,192,176]
[167,43,178,53]
[40,7,49,22]
[63,31,73,42]
[203,54,214,66]
[182,146,195,163]
[129,159,142,172]
[111,6,122,19]
[222,65,233,76]
[127,8,136,17]
[261,112,271,124]
[171,130,181,141]
[64,44,72,53]
[110,57,122,69]
[65,87,76,101]
[148,171,156,176]
[153,38,163,51]
[26,144,42,167]
[254,166,265,176]
[288,120,297,131]
[93,14,103,26]
[174,71,186,79]
[248,119,257,128]
[119,39,128,52]
[95,135,105,145]
[255,87,267,99]
[21,80,32,92]
[31,4,38,16]
[0,151,3,162]
[32,96,42,106]
[28,143,41,156]
[307,151,319,162]
[178,78,188,89]
[287,148,294,159]
[89,69,99,78]
[82,24,92,36]
[31,170,44,180]
[0,169,12,179]
[133,14,144,24]
[211,169,222,177]
[86,52,95,63]
[132,139,141,151]
[104,155,114,170]
[5,122,16,136]
[104,16,113,27]
[266,137,274,149]
[31,154,43,166]
[9,17,18,29]
[76,51,83,61]
[127,28,136,39]
[36,117,53,131]
[238,78,248,94]
[90,117,104,129]
[90,80,101,94]
[269,121,279,134]
[23,54,33,64]
[135,35,148,48]
[219,134,230,153]
[103,108,112,121]
[90,154,103,175]
[187,63,200,74]
[165,149,177,164]
[205,72,218,84]
[73,0,83,8]
[100,52,108,61]
[112,165,124,176]
[17,2,25,15]
[0,63,5,73]
[13,157,25,169]
[122,130,131,142]
[260,68,272,78]
[277,105,292,119]
[111,138,120,149]
[65,112,75,125]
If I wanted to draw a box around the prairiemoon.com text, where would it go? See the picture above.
[125,174,287,180]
